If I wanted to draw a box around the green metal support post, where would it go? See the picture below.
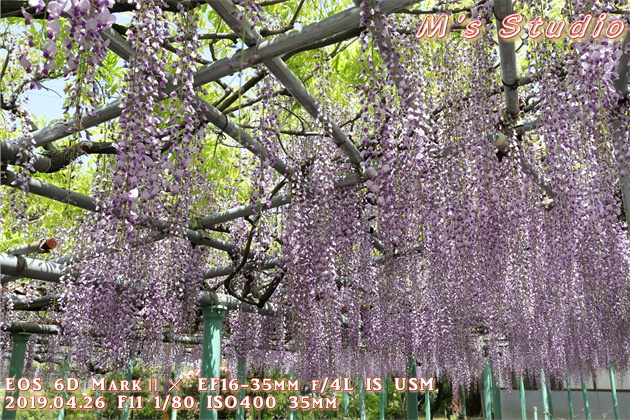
[93,374,101,419]
[2,332,31,420]
[424,386,430,420]
[236,357,246,420]
[359,373,366,420]
[406,359,419,420]
[289,372,297,420]
[547,380,554,418]
[483,363,492,420]
[379,380,387,420]
[57,357,69,420]
[461,386,467,420]
[199,305,227,420]
[566,378,574,420]
[581,382,591,420]
[519,376,526,420]
[609,364,620,420]
[120,358,133,420]
[492,368,502,420]
[541,369,552,420]
[171,364,181,420]
[343,391,349,419]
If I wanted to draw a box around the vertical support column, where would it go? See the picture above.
[93,374,102,419]
[581,382,591,420]
[566,378,574,420]
[424,386,430,420]
[236,357,246,420]
[483,363,493,420]
[491,368,502,420]
[343,390,350,419]
[519,376,526,420]
[57,357,69,420]
[2,332,32,420]
[359,371,366,420]
[547,380,554,418]
[540,369,553,420]
[199,305,227,420]
[379,380,387,420]
[609,364,620,420]
[461,386,467,420]
[406,358,419,420]
[540,370,550,420]
[120,358,133,420]
[171,364,181,420]
[289,372,297,420]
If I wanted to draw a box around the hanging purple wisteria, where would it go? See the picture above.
[3,0,630,391]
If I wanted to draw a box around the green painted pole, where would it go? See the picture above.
[171,364,181,420]
[343,391,349,419]
[483,363,492,420]
[546,379,554,419]
[289,372,297,420]
[406,359,419,420]
[359,373,366,420]
[492,368,502,420]
[540,369,551,420]
[533,406,538,420]
[461,386,467,420]
[609,364,620,420]
[566,378,574,420]
[236,357,246,420]
[424,387,430,420]
[2,333,31,420]
[120,358,133,420]
[540,369,553,420]
[93,374,101,419]
[379,381,387,420]
[519,376,526,420]
[199,305,227,420]
[57,357,69,420]
[581,382,591,420]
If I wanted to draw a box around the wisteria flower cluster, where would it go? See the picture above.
[5,0,630,391]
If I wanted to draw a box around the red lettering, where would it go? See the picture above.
[606,20,626,40]
[545,20,567,40]
[527,15,545,39]
[415,14,449,39]
[499,13,524,40]
[592,13,608,39]
[568,15,593,40]
[463,19,483,40]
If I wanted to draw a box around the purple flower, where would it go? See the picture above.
[46,1,63,18]
[21,8,33,24]
[43,41,57,59]
[19,53,31,72]
[47,20,61,38]
[27,0,45,11]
